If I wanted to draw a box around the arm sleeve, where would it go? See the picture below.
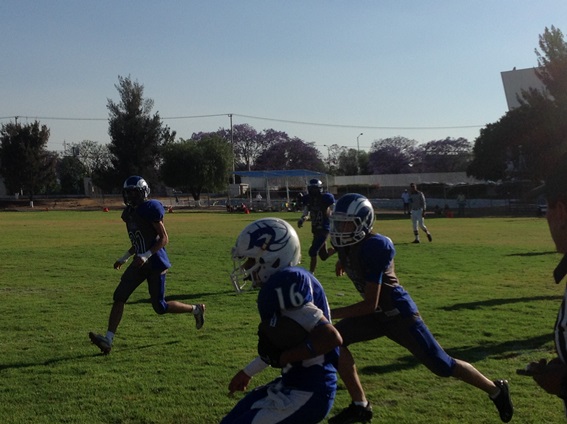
[281,302,325,332]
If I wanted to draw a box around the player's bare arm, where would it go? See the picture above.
[332,280,381,319]
[279,319,342,365]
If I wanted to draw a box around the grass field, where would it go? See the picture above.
[0,209,565,423]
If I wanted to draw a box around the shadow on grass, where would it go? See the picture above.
[359,333,553,376]
[127,292,216,305]
[507,251,557,257]
[0,340,181,371]
[441,295,560,311]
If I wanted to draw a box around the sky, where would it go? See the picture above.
[2,1,565,157]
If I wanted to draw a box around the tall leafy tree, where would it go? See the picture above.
[470,26,567,182]
[532,26,567,107]
[323,144,342,175]
[337,148,359,176]
[161,134,232,201]
[368,137,418,174]
[107,75,175,188]
[254,138,325,171]
[58,155,87,194]
[69,140,114,177]
[213,124,264,171]
[417,137,472,172]
[0,120,57,200]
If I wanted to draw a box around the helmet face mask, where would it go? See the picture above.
[330,194,375,247]
[307,178,323,197]
[231,218,301,292]
[122,176,150,207]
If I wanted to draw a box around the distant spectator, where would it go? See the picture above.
[409,183,433,243]
[401,189,411,215]
[457,193,466,217]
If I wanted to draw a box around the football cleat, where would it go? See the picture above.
[89,332,111,355]
[427,233,432,242]
[491,379,513,423]
[328,402,373,424]
[194,304,205,330]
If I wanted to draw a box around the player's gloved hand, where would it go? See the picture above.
[257,331,283,368]
[297,218,304,228]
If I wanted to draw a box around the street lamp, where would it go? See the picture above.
[356,133,363,154]
[356,133,363,174]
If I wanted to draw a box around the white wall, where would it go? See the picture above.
[500,67,547,110]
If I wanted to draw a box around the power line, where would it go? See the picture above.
[232,114,484,130]
[0,116,107,121]
[0,113,485,130]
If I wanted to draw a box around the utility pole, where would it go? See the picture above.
[356,133,363,174]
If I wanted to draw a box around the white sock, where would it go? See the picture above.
[354,400,368,408]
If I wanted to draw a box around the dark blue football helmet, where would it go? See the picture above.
[330,193,375,247]
[122,176,150,207]
[307,179,323,197]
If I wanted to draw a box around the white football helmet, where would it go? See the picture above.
[231,218,301,293]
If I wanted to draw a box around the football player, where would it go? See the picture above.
[522,154,567,416]
[326,194,513,424]
[222,217,342,424]
[297,178,336,273]
[88,176,205,355]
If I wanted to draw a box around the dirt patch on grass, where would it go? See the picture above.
[0,197,125,211]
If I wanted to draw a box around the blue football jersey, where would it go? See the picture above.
[302,192,335,232]
[257,266,338,394]
[336,234,419,318]
[121,200,171,271]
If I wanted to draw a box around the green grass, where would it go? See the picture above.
[0,210,564,423]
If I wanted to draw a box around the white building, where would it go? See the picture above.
[500,67,547,110]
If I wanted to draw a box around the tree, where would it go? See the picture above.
[254,138,325,171]
[417,137,472,172]
[323,144,342,175]
[58,155,87,195]
[161,134,233,201]
[470,26,567,182]
[470,97,559,181]
[337,148,359,176]
[532,26,567,107]
[107,75,175,188]
[69,140,114,177]
[212,124,266,171]
[368,137,418,174]
[0,120,57,201]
